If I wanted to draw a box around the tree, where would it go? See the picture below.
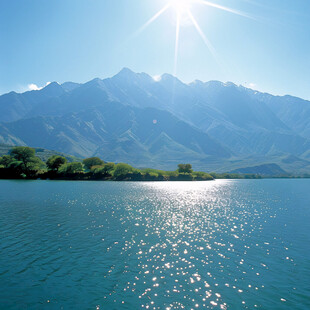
[46,156,67,172]
[7,161,25,177]
[0,155,14,168]
[193,171,213,180]
[83,157,104,170]
[11,147,35,165]
[10,146,45,177]
[90,163,115,176]
[102,162,115,174]
[58,162,84,175]
[177,164,193,174]
[113,163,134,178]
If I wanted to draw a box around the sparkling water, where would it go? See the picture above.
[0,179,309,309]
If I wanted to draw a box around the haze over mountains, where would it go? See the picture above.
[1,68,310,174]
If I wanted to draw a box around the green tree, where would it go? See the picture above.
[46,156,67,172]
[90,163,115,176]
[193,171,213,180]
[58,162,84,175]
[113,163,134,178]
[83,157,104,170]
[0,155,15,168]
[177,164,193,174]
[102,162,115,174]
[10,147,45,177]
[11,147,35,165]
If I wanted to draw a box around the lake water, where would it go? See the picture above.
[0,179,309,309]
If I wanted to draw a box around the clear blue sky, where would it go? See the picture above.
[1,0,310,99]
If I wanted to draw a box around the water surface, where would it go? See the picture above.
[0,179,309,309]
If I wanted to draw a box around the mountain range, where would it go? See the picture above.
[1,68,310,174]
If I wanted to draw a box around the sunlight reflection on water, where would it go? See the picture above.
[0,180,309,309]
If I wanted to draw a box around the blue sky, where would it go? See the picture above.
[1,0,310,99]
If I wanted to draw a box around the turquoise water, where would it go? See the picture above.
[0,180,309,310]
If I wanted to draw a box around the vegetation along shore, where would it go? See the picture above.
[0,146,263,181]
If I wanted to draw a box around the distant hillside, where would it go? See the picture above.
[231,163,287,176]
[1,68,310,172]
[0,144,81,163]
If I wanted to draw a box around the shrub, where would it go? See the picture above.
[113,163,134,178]
[58,162,84,175]
[83,157,104,170]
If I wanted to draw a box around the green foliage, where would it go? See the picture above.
[90,165,104,175]
[210,172,261,179]
[143,171,159,180]
[0,155,14,167]
[83,157,104,170]
[178,164,193,174]
[141,168,165,174]
[8,161,24,176]
[90,163,116,177]
[58,162,84,175]
[46,156,67,172]
[147,172,158,177]
[113,163,134,178]
[104,162,116,173]
[0,146,219,181]
[192,171,213,180]
[141,168,176,178]
[10,146,35,163]
[9,147,45,177]
[27,156,45,170]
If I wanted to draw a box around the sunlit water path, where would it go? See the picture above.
[0,179,309,309]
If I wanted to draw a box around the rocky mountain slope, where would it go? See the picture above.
[1,68,310,172]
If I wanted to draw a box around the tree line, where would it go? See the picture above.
[0,146,215,181]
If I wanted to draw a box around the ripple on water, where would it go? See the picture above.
[0,179,310,309]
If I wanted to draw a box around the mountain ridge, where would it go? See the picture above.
[1,68,310,173]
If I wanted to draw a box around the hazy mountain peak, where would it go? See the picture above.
[39,81,64,96]
[205,80,225,87]
[189,79,204,86]
[1,70,310,174]
[111,68,154,86]
[87,78,103,84]
[115,67,136,78]
[160,73,184,86]
[224,81,237,88]
[44,81,59,88]
[61,82,81,92]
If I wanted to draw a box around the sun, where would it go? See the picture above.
[169,0,193,13]
[169,0,195,26]
[167,0,193,29]
[133,0,253,76]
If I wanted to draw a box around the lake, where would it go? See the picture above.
[0,179,309,309]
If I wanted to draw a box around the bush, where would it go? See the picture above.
[58,162,84,175]
[83,157,104,170]
[113,163,134,179]
[90,163,116,178]
[193,171,214,180]
[178,164,193,174]
[46,156,67,172]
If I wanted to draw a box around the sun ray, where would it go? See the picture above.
[127,0,254,77]
[196,0,255,20]
[186,9,228,76]
[173,11,181,76]
[131,3,171,39]
[186,10,218,61]
[170,10,181,105]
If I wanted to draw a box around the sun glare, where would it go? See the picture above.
[170,0,192,13]
[133,0,254,77]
